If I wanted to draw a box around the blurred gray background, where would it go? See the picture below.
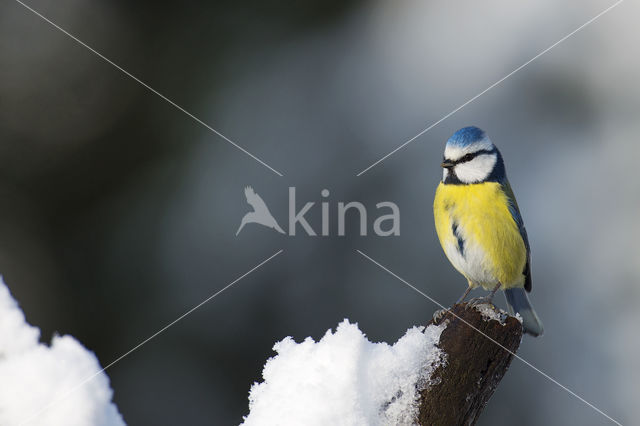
[1,0,638,424]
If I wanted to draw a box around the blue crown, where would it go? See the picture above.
[446,126,486,147]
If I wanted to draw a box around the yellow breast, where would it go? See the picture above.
[433,181,526,289]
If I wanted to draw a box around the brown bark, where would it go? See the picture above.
[418,302,523,426]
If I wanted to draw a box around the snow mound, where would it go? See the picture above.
[0,277,125,426]
[242,320,445,426]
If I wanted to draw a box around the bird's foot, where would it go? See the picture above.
[432,308,449,323]
[467,296,495,307]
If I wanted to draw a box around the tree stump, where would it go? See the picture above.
[418,302,523,425]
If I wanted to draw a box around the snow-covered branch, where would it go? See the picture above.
[418,302,523,425]
[242,303,522,426]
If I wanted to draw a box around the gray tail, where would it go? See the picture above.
[504,288,544,337]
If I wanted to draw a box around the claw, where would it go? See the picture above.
[432,308,449,323]
[467,296,495,307]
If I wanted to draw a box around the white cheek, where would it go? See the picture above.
[454,154,497,183]
[443,168,448,181]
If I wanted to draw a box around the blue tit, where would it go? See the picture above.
[433,126,543,336]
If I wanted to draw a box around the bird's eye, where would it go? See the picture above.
[461,153,475,163]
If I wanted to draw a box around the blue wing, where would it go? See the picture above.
[502,180,532,292]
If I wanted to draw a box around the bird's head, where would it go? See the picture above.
[441,126,505,184]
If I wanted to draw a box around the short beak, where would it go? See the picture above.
[441,160,455,169]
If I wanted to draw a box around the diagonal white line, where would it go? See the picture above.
[19,249,284,426]
[12,0,284,177]
[356,249,623,426]
[356,0,624,176]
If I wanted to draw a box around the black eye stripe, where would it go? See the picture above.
[445,148,496,165]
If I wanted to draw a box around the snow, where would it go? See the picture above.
[0,277,125,426]
[514,312,523,324]
[242,320,446,426]
[473,303,508,324]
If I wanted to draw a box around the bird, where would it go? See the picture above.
[433,126,544,336]
[236,186,286,236]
